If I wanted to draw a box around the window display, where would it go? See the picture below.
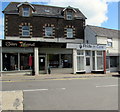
[20,53,32,70]
[3,53,18,71]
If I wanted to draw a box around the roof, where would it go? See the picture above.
[3,2,86,19]
[87,25,119,38]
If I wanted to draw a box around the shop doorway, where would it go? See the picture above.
[85,51,91,73]
[39,56,45,71]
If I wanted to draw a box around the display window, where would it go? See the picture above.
[97,51,103,70]
[61,54,72,68]
[3,53,18,71]
[20,53,33,70]
[110,56,118,67]
[48,54,72,68]
[77,50,85,71]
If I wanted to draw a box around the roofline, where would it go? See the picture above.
[87,25,119,31]
[17,2,35,10]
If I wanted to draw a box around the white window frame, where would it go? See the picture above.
[107,38,112,47]
[22,26,30,37]
[67,28,73,38]
[66,11,73,20]
[45,27,53,37]
[22,8,30,17]
[77,50,85,72]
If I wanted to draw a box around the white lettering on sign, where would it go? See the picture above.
[67,43,106,50]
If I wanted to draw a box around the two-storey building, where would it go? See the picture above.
[85,25,119,73]
[0,2,106,75]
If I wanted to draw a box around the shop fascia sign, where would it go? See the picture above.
[2,41,36,47]
[67,43,106,50]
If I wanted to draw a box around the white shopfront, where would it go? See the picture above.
[67,43,106,74]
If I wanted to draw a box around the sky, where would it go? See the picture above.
[0,0,119,39]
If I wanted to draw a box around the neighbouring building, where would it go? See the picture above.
[85,25,120,73]
[0,2,106,75]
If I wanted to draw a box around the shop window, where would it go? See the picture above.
[77,50,84,55]
[22,26,30,37]
[107,38,112,47]
[86,57,90,66]
[3,53,18,71]
[20,53,32,70]
[110,56,117,67]
[106,57,110,69]
[45,27,53,37]
[23,7,30,17]
[97,57,103,70]
[48,54,72,68]
[97,51,103,70]
[49,54,59,68]
[77,56,84,71]
[67,28,73,38]
[61,54,72,68]
[85,50,91,56]
[77,50,84,71]
[97,51,102,56]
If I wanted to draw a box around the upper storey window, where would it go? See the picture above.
[22,26,30,36]
[107,38,113,47]
[67,28,73,38]
[45,27,53,37]
[67,11,73,20]
[23,8,30,17]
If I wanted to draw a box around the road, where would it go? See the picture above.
[2,77,118,110]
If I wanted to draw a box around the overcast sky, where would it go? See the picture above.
[0,0,119,39]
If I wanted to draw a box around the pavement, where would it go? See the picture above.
[0,72,119,82]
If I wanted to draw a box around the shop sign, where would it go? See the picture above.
[67,43,106,50]
[2,40,36,47]
[2,40,66,48]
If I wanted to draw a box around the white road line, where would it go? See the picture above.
[96,85,118,88]
[23,88,66,92]
[61,88,66,90]
[23,89,48,92]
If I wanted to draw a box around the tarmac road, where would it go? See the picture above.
[2,77,119,110]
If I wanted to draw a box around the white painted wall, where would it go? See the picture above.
[97,36,119,56]
[5,36,83,44]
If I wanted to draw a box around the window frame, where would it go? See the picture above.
[107,38,113,47]
[22,26,30,37]
[66,11,73,20]
[22,7,30,17]
[45,27,53,37]
[67,28,73,38]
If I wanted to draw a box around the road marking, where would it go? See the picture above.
[23,89,48,92]
[61,88,66,90]
[1,77,88,82]
[96,85,118,88]
[2,88,66,92]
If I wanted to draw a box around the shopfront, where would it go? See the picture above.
[1,40,106,75]
[67,43,106,74]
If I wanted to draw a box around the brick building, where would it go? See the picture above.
[0,2,106,75]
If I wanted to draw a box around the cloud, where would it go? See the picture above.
[0,0,50,3]
[48,0,108,26]
[105,0,120,2]
[0,0,119,39]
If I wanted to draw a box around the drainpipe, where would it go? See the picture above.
[103,50,106,74]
